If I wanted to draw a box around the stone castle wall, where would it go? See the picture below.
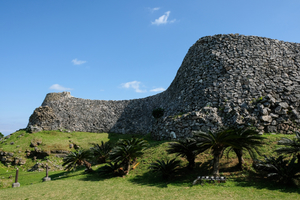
[27,34,300,140]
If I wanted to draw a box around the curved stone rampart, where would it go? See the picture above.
[27,34,300,140]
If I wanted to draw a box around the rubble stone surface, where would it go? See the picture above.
[27,34,300,140]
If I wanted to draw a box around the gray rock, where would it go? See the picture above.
[267,126,277,133]
[275,106,282,114]
[292,109,300,119]
[270,113,279,118]
[170,131,176,139]
[278,102,289,109]
[261,115,272,123]
[261,109,269,116]
[43,177,51,182]
[28,125,43,133]
[12,182,20,188]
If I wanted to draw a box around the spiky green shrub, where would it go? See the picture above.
[98,162,126,177]
[193,129,242,176]
[225,127,265,169]
[276,131,300,161]
[167,138,199,169]
[62,149,93,172]
[149,158,180,179]
[194,127,265,175]
[109,137,148,175]
[91,141,112,164]
[253,155,300,185]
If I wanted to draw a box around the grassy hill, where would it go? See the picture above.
[0,130,299,199]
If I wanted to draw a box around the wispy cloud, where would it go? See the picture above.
[150,87,166,92]
[149,7,160,13]
[151,11,176,25]
[72,58,86,65]
[49,84,72,91]
[121,81,146,93]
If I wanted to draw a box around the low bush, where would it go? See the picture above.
[149,158,180,180]
[253,155,300,185]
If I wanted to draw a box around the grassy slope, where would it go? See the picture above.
[0,131,299,199]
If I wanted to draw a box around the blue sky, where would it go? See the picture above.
[1,0,300,136]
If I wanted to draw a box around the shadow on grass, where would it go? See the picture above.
[129,162,300,194]
[232,170,300,194]
[48,166,90,180]
[128,161,214,188]
[53,162,300,195]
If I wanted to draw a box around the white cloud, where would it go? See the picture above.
[72,58,86,65]
[121,81,146,93]
[150,87,166,92]
[49,84,72,91]
[150,7,160,12]
[151,11,176,25]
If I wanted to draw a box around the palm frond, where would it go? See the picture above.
[91,141,112,163]
[98,162,125,176]
[149,158,180,179]
[62,149,92,171]
[276,132,300,156]
[109,137,148,174]
[253,155,300,185]
[167,138,199,169]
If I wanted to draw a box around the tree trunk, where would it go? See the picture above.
[233,148,244,170]
[83,160,93,172]
[187,156,195,169]
[98,156,106,164]
[212,152,221,176]
[126,158,131,175]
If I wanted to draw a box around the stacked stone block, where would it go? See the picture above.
[27,34,300,140]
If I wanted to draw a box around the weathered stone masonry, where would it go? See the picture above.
[27,34,300,140]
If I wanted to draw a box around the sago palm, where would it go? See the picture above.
[62,149,93,172]
[109,137,148,175]
[91,141,112,164]
[167,138,199,169]
[253,155,300,185]
[225,127,265,169]
[149,158,180,179]
[193,129,242,176]
[98,162,126,177]
[276,131,300,161]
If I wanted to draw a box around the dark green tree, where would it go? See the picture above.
[148,158,180,179]
[0,132,4,139]
[193,129,242,176]
[167,138,199,169]
[62,149,93,172]
[98,162,126,177]
[253,155,300,185]
[91,141,112,164]
[109,137,148,175]
[275,131,300,161]
[225,127,265,169]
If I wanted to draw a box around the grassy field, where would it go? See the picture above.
[0,131,299,199]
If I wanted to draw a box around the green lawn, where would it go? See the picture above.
[0,171,299,200]
[0,131,299,199]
